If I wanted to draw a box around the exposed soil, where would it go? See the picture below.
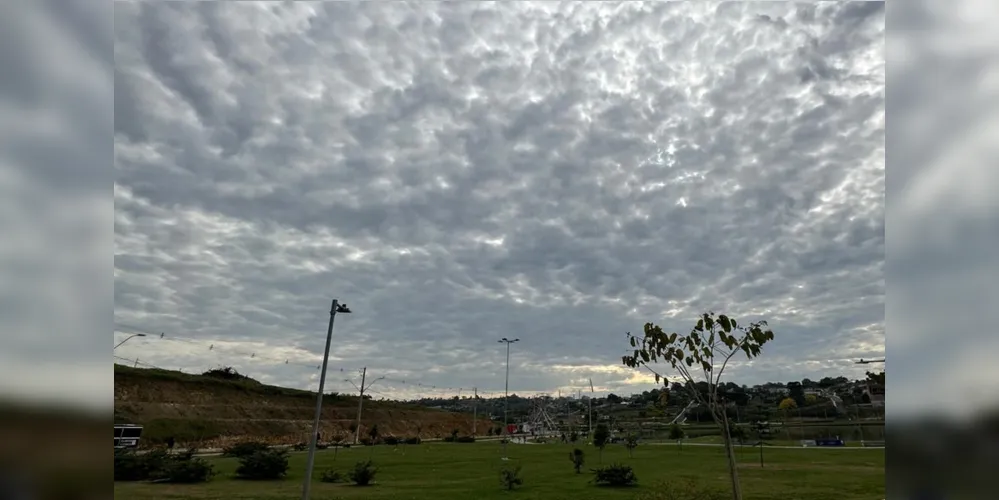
[114,365,492,449]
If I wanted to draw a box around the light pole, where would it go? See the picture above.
[498,337,519,460]
[114,333,146,350]
[301,299,351,500]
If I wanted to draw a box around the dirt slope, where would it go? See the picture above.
[114,365,492,449]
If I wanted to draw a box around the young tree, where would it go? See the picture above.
[569,448,585,473]
[622,312,775,500]
[667,424,685,452]
[593,424,610,463]
[625,433,639,458]
[367,425,379,458]
[330,432,346,461]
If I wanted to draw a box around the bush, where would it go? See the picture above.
[235,449,289,480]
[591,464,637,487]
[499,465,523,491]
[456,436,476,443]
[383,436,401,446]
[155,453,215,484]
[201,365,254,381]
[114,448,214,483]
[114,449,158,481]
[320,469,344,483]
[635,479,728,500]
[292,442,308,451]
[403,437,421,445]
[222,441,270,458]
[348,461,377,486]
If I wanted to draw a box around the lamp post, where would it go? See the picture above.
[114,333,146,350]
[301,299,351,500]
[498,337,519,460]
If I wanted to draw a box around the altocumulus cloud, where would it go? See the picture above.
[110,2,885,400]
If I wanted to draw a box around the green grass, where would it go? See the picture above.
[114,441,884,500]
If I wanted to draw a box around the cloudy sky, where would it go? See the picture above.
[107,2,889,401]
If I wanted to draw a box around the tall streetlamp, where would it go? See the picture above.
[114,333,146,350]
[498,337,519,460]
[301,299,351,500]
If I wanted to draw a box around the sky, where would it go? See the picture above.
[106,2,888,401]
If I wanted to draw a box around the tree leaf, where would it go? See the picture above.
[695,319,704,331]
[719,315,732,332]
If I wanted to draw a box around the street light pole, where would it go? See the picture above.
[498,337,519,460]
[114,333,146,350]
[301,299,351,500]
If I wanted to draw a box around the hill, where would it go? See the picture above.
[114,364,492,449]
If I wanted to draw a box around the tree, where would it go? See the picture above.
[778,397,797,411]
[622,312,775,500]
[330,432,346,461]
[866,371,885,386]
[625,433,639,458]
[606,393,623,405]
[804,394,818,406]
[569,448,585,473]
[786,381,806,407]
[367,425,379,458]
[667,424,685,452]
[593,424,610,463]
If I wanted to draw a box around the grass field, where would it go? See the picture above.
[114,441,884,500]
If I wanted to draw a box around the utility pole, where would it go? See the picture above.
[301,298,351,500]
[354,367,367,444]
[498,337,519,460]
[588,378,594,441]
[472,387,477,437]
[350,367,385,445]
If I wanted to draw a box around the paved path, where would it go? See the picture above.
[646,441,884,450]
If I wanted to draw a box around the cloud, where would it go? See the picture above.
[109,2,886,403]
[886,0,999,419]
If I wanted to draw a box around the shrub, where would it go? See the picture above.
[383,436,401,446]
[222,441,270,458]
[456,436,476,443]
[570,431,579,443]
[591,464,637,487]
[292,442,308,451]
[114,449,157,481]
[235,449,290,480]
[201,366,253,381]
[569,448,585,473]
[155,453,215,484]
[348,461,377,486]
[403,437,421,445]
[499,465,523,491]
[114,448,214,483]
[635,479,727,500]
[320,469,344,483]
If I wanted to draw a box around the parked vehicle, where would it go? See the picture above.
[114,424,143,449]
